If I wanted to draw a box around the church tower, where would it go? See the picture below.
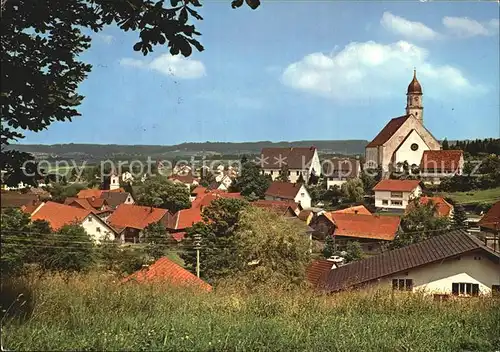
[406,69,423,124]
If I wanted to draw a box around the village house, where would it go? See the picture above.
[123,257,212,291]
[365,71,441,176]
[1,192,45,214]
[259,146,321,183]
[477,201,500,253]
[322,158,361,189]
[31,201,117,242]
[106,204,169,243]
[407,196,454,219]
[420,150,464,185]
[264,181,312,209]
[373,179,422,212]
[168,174,200,190]
[166,208,204,242]
[77,188,135,209]
[310,210,401,254]
[64,197,114,220]
[313,230,500,297]
[212,174,233,191]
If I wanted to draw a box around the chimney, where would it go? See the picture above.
[150,206,154,213]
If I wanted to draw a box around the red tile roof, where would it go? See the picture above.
[107,204,168,231]
[366,115,409,148]
[373,179,421,192]
[64,197,96,211]
[169,174,199,184]
[323,213,401,241]
[20,201,44,215]
[260,147,317,169]
[123,257,212,292]
[265,182,303,200]
[298,210,313,222]
[31,201,92,231]
[306,260,336,286]
[171,232,186,242]
[191,186,207,195]
[168,208,203,230]
[251,200,299,216]
[77,189,104,199]
[415,197,453,217]
[420,150,463,172]
[332,205,372,216]
[192,191,243,209]
[478,201,500,231]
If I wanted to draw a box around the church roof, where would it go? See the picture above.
[407,69,422,95]
[420,150,463,172]
[366,115,409,148]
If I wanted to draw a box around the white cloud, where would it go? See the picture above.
[281,40,486,102]
[443,16,499,38]
[381,12,440,41]
[120,54,206,79]
[196,91,263,110]
[97,34,114,44]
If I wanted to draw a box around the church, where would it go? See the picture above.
[365,70,441,176]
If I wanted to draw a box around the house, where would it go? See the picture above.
[168,174,200,189]
[477,201,500,252]
[123,257,212,291]
[1,192,42,210]
[322,158,361,189]
[64,197,113,220]
[264,181,312,209]
[315,230,500,297]
[310,212,401,254]
[121,171,134,183]
[251,199,300,217]
[109,173,121,191]
[191,190,243,210]
[298,210,313,225]
[420,150,464,185]
[31,201,116,242]
[166,208,204,242]
[365,70,441,176]
[373,179,422,212]
[259,146,321,183]
[331,205,372,216]
[214,174,233,191]
[106,204,169,243]
[100,191,135,209]
[306,259,341,287]
[406,196,454,218]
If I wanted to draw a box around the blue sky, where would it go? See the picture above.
[22,1,499,145]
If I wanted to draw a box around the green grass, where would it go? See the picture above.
[440,187,500,205]
[2,273,499,351]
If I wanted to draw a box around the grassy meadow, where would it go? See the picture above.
[440,187,500,205]
[2,273,499,352]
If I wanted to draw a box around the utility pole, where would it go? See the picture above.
[193,233,202,278]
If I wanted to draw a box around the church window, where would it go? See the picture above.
[411,143,419,151]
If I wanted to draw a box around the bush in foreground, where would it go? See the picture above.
[2,273,499,351]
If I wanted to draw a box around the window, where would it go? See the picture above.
[88,217,92,222]
[288,171,291,176]
[390,191,403,198]
[382,200,389,205]
[391,200,403,206]
[392,279,413,291]
[452,282,479,296]
[300,193,305,197]
[96,227,101,233]
[492,285,500,297]
[296,171,300,176]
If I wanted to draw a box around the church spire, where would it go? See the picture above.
[406,69,423,124]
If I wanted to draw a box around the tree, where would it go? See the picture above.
[277,165,290,182]
[181,198,248,282]
[199,167,215,187]
[0,208,32,275]
[391,199,450,249]
[97,235,122,272]
[47,182,87,203]
[234,207,311,285]
[1,0,260,185]
[342,241,364,263]
[360,167,381,194]
[323,235,335,259]
[452,204,468,228]
[232,161,271,198]
[41,224,95,273]
[136,175,190,213]
[341,178,364,203]
[143,221,169,261]
[442,138,450,150]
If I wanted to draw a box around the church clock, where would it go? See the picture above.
[411,143,419,151]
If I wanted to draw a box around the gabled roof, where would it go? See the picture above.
[413,197,453,217]
[0,192,40,208]
[64,197,96,211]
[168,174,199,184]
[168,208,203,230]
[322,158,361,178]
[100,191,132,208]
[478,201,500,231]
[77,189,104,199]
[191,186,207,195]
[107,204,168,231]
[265,182,304,200]
[317,230,500,292]
[251,199,299,216]
[306,260,336,286]
[373,179,421,192]
[323,213,400,241]
[366,115,409,148]
[31,201,92,231]
[420,150,463,172]
[260,147,317,170]
[192,191,243,209]
[123,257,212,292]
[332,205,371,216]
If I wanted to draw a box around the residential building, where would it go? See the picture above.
[407,196,454,218]
[168,174,200,189]
[478,201,500,252]
[314,230,500,297]
[298,210,313,225]
[373,179,422,212]
[106,204,169,243]
[310,211,401,254]
[31,201,117,242]
[110,173,121,191]
[166,208,203,242]
[306,259,341,287]
[322,158,361,189]
[420,150,465,185]
[64,197,113,220]
[259,146,321,183]
[264,181,312,209]
[77,188,135,209]
[331,205,372,216]
[1,192,42,210]
[122,257,212,292]
[365,70,441,176]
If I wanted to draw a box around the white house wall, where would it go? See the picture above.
[81,214,116,243]
[374,186,422,211]
[393,130,430,169]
